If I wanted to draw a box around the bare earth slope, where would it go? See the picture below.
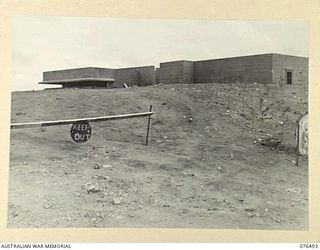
[8,83,308,229]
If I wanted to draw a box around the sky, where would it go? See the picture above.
[12,16,309,91]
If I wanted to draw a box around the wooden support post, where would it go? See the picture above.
[145,105,153,146]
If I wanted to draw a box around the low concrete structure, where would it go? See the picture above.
[39,53,308,88]
[39,66,155,88]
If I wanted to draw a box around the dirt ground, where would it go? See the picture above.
[8,83,308,229]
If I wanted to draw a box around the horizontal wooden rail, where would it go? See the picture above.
[11,111,154,129]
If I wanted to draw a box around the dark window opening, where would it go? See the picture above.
[286,71,293,85]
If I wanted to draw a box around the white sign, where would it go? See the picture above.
[297,114,308,155]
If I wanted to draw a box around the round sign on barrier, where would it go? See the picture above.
[70,121,92,143]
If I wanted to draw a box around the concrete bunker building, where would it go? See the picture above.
[39,53,308,88]
[40,66,156,88]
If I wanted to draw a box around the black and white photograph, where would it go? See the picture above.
[8,16,309,230]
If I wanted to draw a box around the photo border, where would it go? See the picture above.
[0,0,319,242]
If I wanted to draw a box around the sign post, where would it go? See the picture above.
[145,105,153,146]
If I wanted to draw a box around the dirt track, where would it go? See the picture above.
[8,84,308,229]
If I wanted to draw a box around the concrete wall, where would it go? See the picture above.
[158,61,193,84]
[114,66,155,87]
[43,67,116,81]
[182,61,194,83]
[42,54,308,89]
[272,54,308,88]
[194,54,273,84]
[114,68,140,87]
[159,61,183,84]
[136,66,156,86]
[155,68,160,84]
[94,68,116,79]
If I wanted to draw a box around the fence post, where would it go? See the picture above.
[145,105,153,146]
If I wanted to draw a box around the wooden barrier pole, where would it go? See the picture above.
[11,111,154,129]
[145,105,153,146]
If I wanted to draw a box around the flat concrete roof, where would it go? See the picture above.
[43,67,115,73]
[159,53,308,65]
[195,53,308,63]
[159,60,194,65]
